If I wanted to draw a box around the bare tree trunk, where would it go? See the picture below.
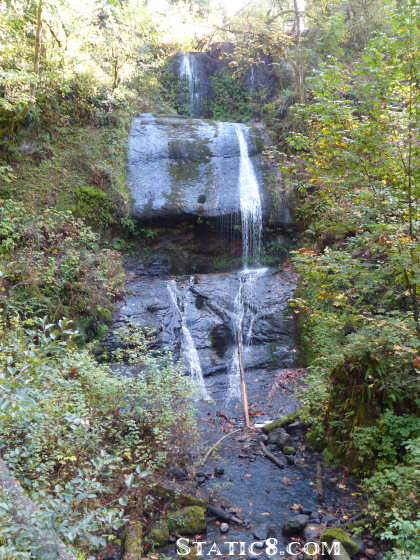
[12,0,43,134]
[0,457,75,560]
[237,327,250,428]
[293,0,305,104]
[31,0,43,101]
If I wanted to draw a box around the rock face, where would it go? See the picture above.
[127,114,293,226]
[109,268,296,377]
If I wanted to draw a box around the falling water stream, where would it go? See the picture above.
[167,278,210,401]
[226,124,265,402]
[180,53,199,117]
[115,109,363,555]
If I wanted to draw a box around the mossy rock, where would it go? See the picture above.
[153,480,208,508]
[283,446,296,455]
[166,506,206,536]
[263,410,300,433]
[321,528,359,557]
[149,520,170,547]
[123,521,143,560]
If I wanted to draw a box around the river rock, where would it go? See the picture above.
[166,506,207,535]
[267,427,290,448]
[152,480,208,509]
[252,522,275,541]
[169,466,188,480]
[282,514,310,536]
[148,520,170,547]
[321,528,359,557]
[283,446,296,455]
[303,523,322,542]
[220,522,229,533]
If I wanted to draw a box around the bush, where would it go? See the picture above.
[72,185,117,231]
[210,69,255,122]
[0,318,196,556]
[0,199,124,338]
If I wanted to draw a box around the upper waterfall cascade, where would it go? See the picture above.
[235,123,263,267]
[179,53,200,117]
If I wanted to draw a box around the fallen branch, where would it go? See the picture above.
[262,410,300,433]
[197,429,241,467]
[316,461,324,503]
[259,441,285,469]
[0,457,75,560]
[206,504,243,525]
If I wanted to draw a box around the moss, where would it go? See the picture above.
[283,446,296,455]
[148,520,170,547]
[124,521,143,560]
[263,410,300,433]
[7,106,134,233]
[166,506,206,536]
[321,528,359,557]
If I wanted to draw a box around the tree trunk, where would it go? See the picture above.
[293,0,305,104]
[31,0,43,101]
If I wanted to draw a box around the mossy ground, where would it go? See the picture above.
[5,107,135,229]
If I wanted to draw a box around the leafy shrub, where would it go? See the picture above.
[210,69,255,122]
[72,185,117,231]
[0,199,124,338]
[0,318,196,556]
[283,3,419,553]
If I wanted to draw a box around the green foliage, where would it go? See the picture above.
[282,1,420,552]
[0,200,124,338]
[210,69,254,122]
[0,318,196,556]
[73,185,117,230]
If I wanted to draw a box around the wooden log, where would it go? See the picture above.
[0,457,75,560]
[262,410,300,433]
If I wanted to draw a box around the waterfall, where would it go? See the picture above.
[180,53,199,117]
[235,123,263,268]
[227,125,265,402]
[167,279,210,401]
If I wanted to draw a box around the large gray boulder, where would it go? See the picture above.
[127,114,292,226]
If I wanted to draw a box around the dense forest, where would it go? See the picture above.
[0,0,418,559]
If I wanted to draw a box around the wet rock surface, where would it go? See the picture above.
[127,114,293,225]
[108,266,296,378]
